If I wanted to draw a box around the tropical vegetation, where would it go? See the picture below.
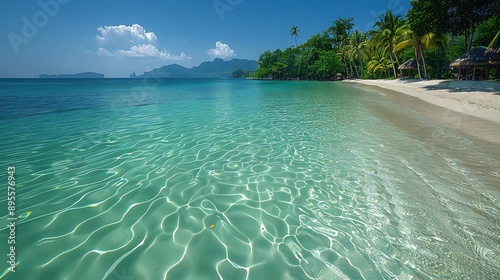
[253,0,500,80]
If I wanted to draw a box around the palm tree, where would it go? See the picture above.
[336,43,352,78]
[419,32,448,78]
[347,30,369,78]
[290,26,300,47]
[394,25,423,79]
[371,10,404,78]
[336,34,353,77]
[395,24,449,79]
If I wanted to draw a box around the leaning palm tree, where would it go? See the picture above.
[290,26,300,47]
[394,25,422,80]
[371,10,404,78]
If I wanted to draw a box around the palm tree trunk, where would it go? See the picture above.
[414,45,422,80]
[353,61,360,78]
[419,44,428,79]
[394,53,402,75]
[343,55,349,77]
[437,44,444,79]
[464,31,468,53]
[359,59,364,79]
[468,21,475,52]
[388,47,397,78]
[357,50,364,78]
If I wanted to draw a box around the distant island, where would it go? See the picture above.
[131,58,258,79]
[39,72,105,79]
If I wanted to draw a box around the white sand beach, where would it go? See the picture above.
[345,79,500,123]
[344,79,500,144]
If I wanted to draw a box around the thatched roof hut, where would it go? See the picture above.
[447,46,500,68]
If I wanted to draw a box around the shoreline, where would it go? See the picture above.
[343,79,500,144]
[343,79,500,123]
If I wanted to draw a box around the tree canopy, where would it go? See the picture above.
[253,1,500,80]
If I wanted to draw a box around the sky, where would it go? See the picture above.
[0,0,411,78]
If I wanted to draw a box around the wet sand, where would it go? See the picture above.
[344,79,500,145]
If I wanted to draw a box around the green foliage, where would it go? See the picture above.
[448,0,499,36]
[255,32,343,80]
[488,30,500,49]
[253,68,270,79]
[254,1,499,81]
[370,10,405,78]
[475,14,500,47]
[447,35,467,59]
[231,68,252,78]
[367,55,392,78]
[422,0,500,51]
[326,17,354,46]
[408,0,452,36]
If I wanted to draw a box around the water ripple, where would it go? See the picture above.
[0,80,498,279]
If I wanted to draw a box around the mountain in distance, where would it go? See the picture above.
[39,72,105,79]
[131,58,258,79]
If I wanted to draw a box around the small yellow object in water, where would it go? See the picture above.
[210,224,215,229]
[18,211,32,221]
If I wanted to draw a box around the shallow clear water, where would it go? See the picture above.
[0,79,498,279]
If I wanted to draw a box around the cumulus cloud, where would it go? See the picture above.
[95,24,189,60]
[207,41,236,60]
[96,24,157,47]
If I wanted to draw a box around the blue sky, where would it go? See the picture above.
[1,0,411,78]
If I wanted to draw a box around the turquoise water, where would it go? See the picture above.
[0,79,499,279]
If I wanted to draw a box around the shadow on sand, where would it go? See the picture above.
[421,80,500,95]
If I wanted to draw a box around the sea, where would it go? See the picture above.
[0,78,498,279]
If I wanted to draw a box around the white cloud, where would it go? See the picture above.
[96,47,113,57]
[95,24,189,60]
[207,41,236,60]
[96,24,157,47]
[114,44,189,60]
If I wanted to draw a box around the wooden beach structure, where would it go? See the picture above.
[397,58,418,79]
[445,46,500,80]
